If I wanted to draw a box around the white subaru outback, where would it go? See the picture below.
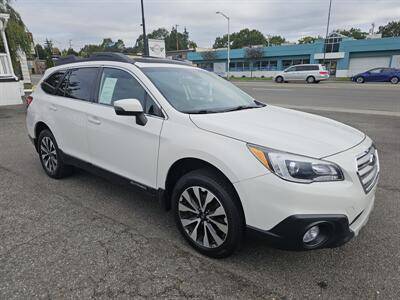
[26,53,379,258]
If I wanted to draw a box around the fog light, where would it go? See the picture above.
[303,225,320,243]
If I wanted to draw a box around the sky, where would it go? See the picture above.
[12,0,400,50]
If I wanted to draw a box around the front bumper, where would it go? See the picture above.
[235,137,378,249]
[247,214,354,250]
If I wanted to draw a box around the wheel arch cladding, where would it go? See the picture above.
[34,122,51,151]
[163,157,245,220]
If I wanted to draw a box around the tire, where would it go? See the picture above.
[38,129,73,179]
[172,169,244,258]
[390,76,399,84]
[275,76,284,83]
[306,76,315,84]
[356,76,365,84]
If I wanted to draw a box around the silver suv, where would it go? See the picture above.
[274,64,329,83]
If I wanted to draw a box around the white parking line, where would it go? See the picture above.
[277,104,400,117]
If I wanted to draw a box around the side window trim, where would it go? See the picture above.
[55,70,70,97]
[95,66,165,119]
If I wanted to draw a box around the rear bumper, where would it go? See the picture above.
[247,214,354,250]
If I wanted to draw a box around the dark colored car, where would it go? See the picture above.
[352,67,400,84]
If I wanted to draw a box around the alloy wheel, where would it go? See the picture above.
[40,136,58,173]
[356,77,364,83]
[391,77,399,84]
[178,186,228,248]
[307,76,315,83]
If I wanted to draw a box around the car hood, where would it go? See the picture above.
[190,105,365,158]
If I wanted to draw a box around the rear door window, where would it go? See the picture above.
[64,68,99,101]
[41,71,66,94]
[295,66,306,71]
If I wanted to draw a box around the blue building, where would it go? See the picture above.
[187,33,400,78]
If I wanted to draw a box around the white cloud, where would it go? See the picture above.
[13,0,400,50]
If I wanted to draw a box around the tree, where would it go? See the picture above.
[0,1,32,77]
[336,28,367,39]
[61,47,78,57]
[213,29,266,49]
[34,44,46,59]
[268,35,286,46]
[245,47,263,77]
[298,36,321,44]
[43,39,54,67]
[378,21,400,37]
[78,38,127,57]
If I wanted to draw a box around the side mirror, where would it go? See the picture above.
[114,99,147,126]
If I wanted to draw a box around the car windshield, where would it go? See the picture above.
[141,66,262,113]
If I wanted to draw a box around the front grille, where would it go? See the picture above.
[356,144,379,193]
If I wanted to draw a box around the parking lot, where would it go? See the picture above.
[0,82,399,298]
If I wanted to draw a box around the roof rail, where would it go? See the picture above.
[54,52,134,66]
[54,52,192,67]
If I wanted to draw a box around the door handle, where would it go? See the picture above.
[88,116,101,125]
[49,104,57,111]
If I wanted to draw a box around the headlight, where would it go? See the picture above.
[248,144,344,183]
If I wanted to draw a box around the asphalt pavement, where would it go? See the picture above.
[0,82,399,299]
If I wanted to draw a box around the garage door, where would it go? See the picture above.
[348,57,391,76]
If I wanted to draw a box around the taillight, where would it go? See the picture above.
[319,71,329,75]
[26,95,33,106]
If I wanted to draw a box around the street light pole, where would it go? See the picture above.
[140,0,148,57]
[216,11,230,80]
[322,0,333,66]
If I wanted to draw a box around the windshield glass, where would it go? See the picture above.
[142,67,259,113]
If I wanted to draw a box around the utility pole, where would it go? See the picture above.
[175,24,179,50]
[216,11,230,80]
[140,0,148,56]
[322,0,333,67]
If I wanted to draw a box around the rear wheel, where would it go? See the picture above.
[390,76,399,84]
[38,130,73,179]
[275,76,284,83]
[306,76,315,84]
[356,76,365,84]
[172,169,244,258]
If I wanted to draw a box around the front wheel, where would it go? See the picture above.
[275,76,284,83]
[390,76,399,84]
[172,169,244,258]
[356,76,365,84]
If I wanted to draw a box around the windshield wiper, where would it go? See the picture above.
[186,109,220,114]
[223,105,260,112]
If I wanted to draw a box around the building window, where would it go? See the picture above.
[252,61,261,71]
[198,63,213,71]
[324,33,343,53]
[282,60,293,69]
[282,58,310,69]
